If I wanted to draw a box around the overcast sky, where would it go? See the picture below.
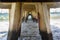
[0,9,9,13]
[50,8,60,12]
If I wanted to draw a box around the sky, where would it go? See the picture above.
[0,9,9,13]
[50,8,60,12]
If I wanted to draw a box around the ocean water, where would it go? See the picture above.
[0,13,8,16]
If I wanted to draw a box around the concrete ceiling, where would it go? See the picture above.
[46,2,60,8]
[22,3,36,11]
[0,3,12,9]
[23,4,36,11]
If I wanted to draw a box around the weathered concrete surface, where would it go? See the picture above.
[20,20,42,40]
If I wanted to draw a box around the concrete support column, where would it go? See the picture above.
[8,2,22,40]
[42,3,53,40]
[36,3,49,40]
[8,3,16,40]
